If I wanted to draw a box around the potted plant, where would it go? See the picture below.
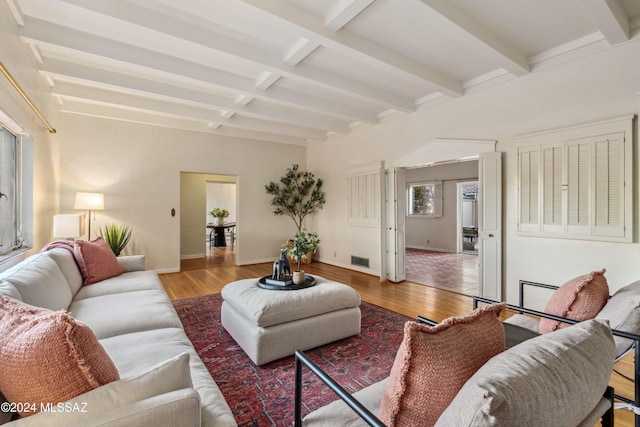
[266,164,326,265]
[265,164,326,232]
[285,229,320,284]
[209,208,229,226]
[99,223,132,256]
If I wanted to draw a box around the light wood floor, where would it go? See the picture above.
[160,247,635,427]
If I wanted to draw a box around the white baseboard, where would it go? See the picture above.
[180,253,205,260]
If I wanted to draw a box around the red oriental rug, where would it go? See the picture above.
[172,293,410,426]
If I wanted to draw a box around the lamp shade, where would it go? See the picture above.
[53,214,84,239]
[74,192,105,210]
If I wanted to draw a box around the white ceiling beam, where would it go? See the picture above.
[283,38,320,65]
[255,72,281,90]
[61,0,412,113]
[39,58,351,133]
[237,0,463,98]
[59,100,309,146]
[52,81,327,140]
[416,0,529,77]
[579,0,630,44]
[325,0,375,31]
[20,17,377,122]
[6,0,24,25]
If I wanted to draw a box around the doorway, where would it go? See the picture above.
[457,181,478,255]
[180,172,238,268]
[387,139,501,300]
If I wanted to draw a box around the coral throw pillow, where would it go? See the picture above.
[378,303,505,427]
[73,237,124,285]
[0,296,119,416]
[539,269,609,334]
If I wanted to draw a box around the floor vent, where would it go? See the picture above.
[351,256,370,268]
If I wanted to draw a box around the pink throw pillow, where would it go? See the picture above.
[378,303,505,427]
[0,296,119,416]
[539,269,609,334]
[73,237,124,286]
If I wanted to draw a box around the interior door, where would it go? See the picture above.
[478,152,502,300]
[393,167,406,282]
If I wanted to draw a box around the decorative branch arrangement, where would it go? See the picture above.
[265,164,326,231]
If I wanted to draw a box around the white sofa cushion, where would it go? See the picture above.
[45,248,83,296]
[0,280,21,301]
[68,290,183,339]
[0,252,72,310]
[100,328,237,427]
[7,353,193,427]
[117,255,146,272]
[435,319,615,427]
[73,271,164,301]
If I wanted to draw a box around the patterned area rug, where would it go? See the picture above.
[173,293,410,426]
[405,248,479,296]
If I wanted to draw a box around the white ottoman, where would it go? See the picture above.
[221,276,361,365]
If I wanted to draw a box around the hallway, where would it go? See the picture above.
[404,248,479,296]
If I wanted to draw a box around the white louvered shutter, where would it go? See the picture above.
[542,143,563,233]
[518,146,539,232]
[593,132,625,237]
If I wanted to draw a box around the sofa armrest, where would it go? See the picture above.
[116,255,145,272]
[5,389,201,427]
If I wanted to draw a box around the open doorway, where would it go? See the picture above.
[402,162,479,296]
[180,172,238,270]
[387,139,501,300]
[457,181,478,255]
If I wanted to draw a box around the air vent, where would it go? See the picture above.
[351,256,369,268]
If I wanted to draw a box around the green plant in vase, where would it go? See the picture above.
[285,229,320,284]
[99,223,132,256]
[209,208,229,225]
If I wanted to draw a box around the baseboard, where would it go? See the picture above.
[180,253,205,260]
[316,258,381,278]
[154,267,180,274]
[406,245,451,253]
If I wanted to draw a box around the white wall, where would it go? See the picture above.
[405,161,478,252]
[309,36,640,302]
[54,114,305,272]
[206,181,236,223]
[0,0,57,260]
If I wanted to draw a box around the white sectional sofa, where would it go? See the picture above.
[0,247,237,427]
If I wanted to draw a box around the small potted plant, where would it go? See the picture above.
[209,208,229,226]
[99,223,132,256]
[285,229,320,284]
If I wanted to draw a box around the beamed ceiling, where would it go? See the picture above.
[6,0,640,145]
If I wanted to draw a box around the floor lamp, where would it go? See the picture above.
[74,192,104,239]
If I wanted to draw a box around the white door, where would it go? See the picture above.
[478,152,502,300]
[393,168,406,282]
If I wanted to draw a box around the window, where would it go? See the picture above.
[407,181,442,217]
[0,127,23,257]
[516,116,633,242]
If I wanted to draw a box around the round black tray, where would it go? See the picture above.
[257,274,316,290]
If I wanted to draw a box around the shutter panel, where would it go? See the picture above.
[593,132,624,237]
[566,138,590,235]
[541,143,562,233]
[518,146,539,232]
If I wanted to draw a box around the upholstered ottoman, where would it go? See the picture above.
[221,276,361,365]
